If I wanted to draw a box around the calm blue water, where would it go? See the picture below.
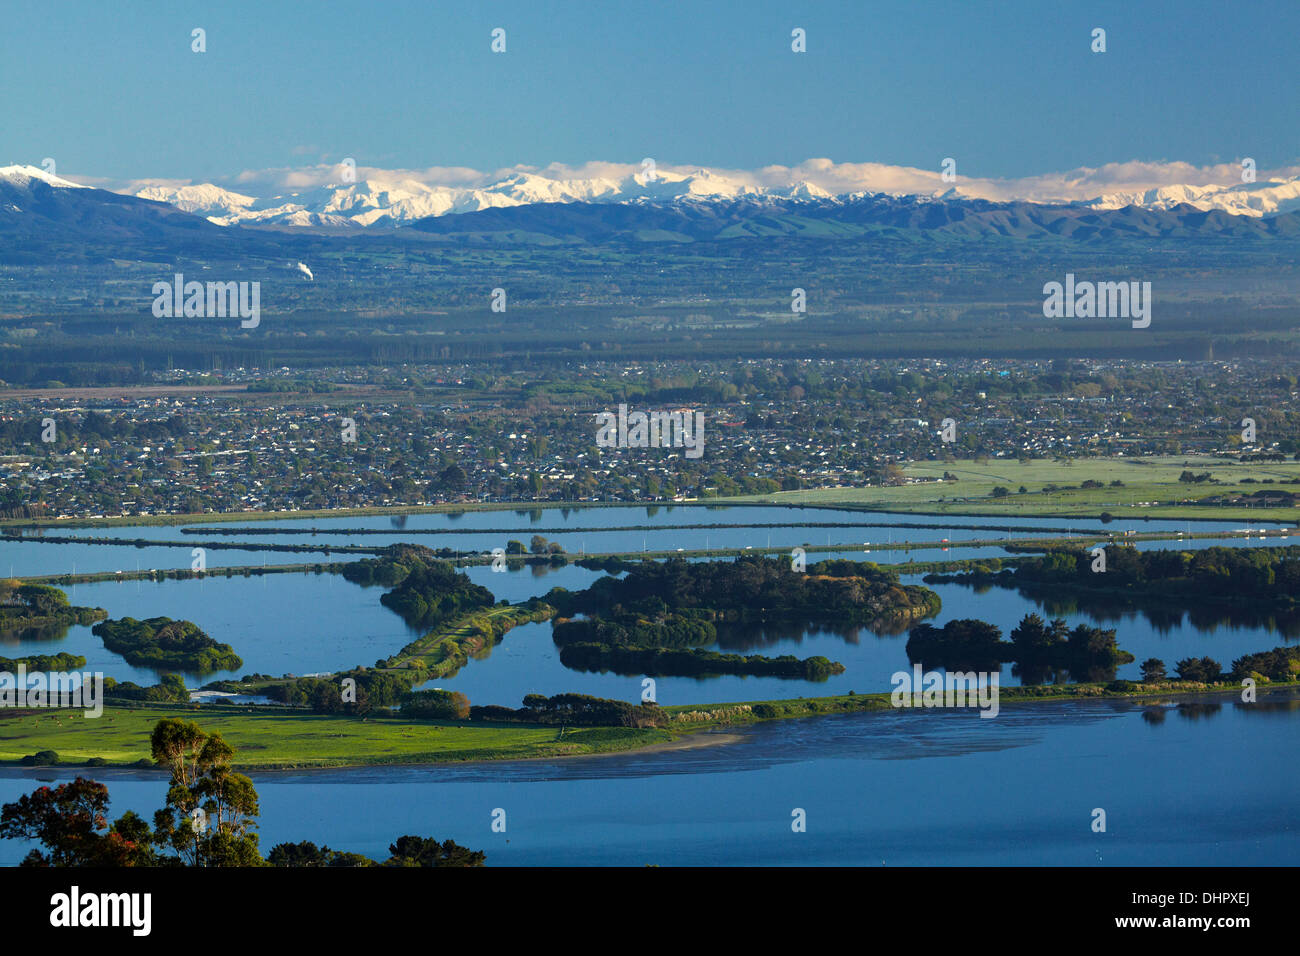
[1,689,1294,865]
[5,507,1297,702]
[3,507,1295,866]
[5,504,1285,577]
[1,571,421,685]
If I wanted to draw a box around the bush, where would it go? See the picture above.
[1175,656,1222,682]
[469,704,518,722]
[402,689,471,720]
[85,757,108,767]
[91,617,242,673]
[20,750,59,766]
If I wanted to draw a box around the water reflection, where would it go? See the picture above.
[713,620,871,652]
[0,623,76,645]
[958,582,1300,639]
[1009,662,1120,685]
[1174,701,1223,721]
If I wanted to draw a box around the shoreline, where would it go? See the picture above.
[0,726,749,779]
[2,681,1291,777]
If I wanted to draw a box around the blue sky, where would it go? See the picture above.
[3,0,1297,183]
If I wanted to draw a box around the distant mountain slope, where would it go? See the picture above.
[118,166,1300,228]
[406,195,1300,244]
[4,164,1299,253]
[0,164,219,242]
[126,168,835,227]
[1079,178,1300,218]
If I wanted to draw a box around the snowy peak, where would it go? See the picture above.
[1080,178,1300,218]
[134,182,257,216]
[61,165,1300,228]
[125,168,800,227]
[0,164,88,190]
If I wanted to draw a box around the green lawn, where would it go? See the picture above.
[728,456,1300,522]
[0,706,670,769]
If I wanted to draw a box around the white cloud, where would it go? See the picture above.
[211,158,1300,202]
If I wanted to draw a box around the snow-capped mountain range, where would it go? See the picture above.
[1077,179,1300,218]
[4,162,1300,230]
[125,168,837,228]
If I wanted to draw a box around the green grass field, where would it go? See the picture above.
[729,456,1300,523]
[7,675,1294,771]
[0,706,670,769]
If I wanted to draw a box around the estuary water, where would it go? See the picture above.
[1,504,1296,866]
[0,688,1295,866]
[4,506,1297,702]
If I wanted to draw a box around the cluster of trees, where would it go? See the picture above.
[266,668,414,714]
[0,581,107,633]
[1228,645,1300,682]
[0,581,69,614]
[1172,656,1222,682]
[1015,545,1300,603]
[0,719,484,867]
[104,673,190,703]
[558,643,844,681]
[1133,656,1224,683]
[552,602,717,649]
[340,544,440,588]
[545,557,922,679]
[0,651,86,671]
[375,558,496,630]
[905,614,1134,681]
[91,617,243,673]
[506,535,565,556]
[904,626,1291,688]
[549,555,939,624]
[401,688,471,720]
[573,556,637,573]
[469,693,665,728]
[268,836,483,867]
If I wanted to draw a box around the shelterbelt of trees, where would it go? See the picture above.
[467,693,666,728]
[931,545,1300,607]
